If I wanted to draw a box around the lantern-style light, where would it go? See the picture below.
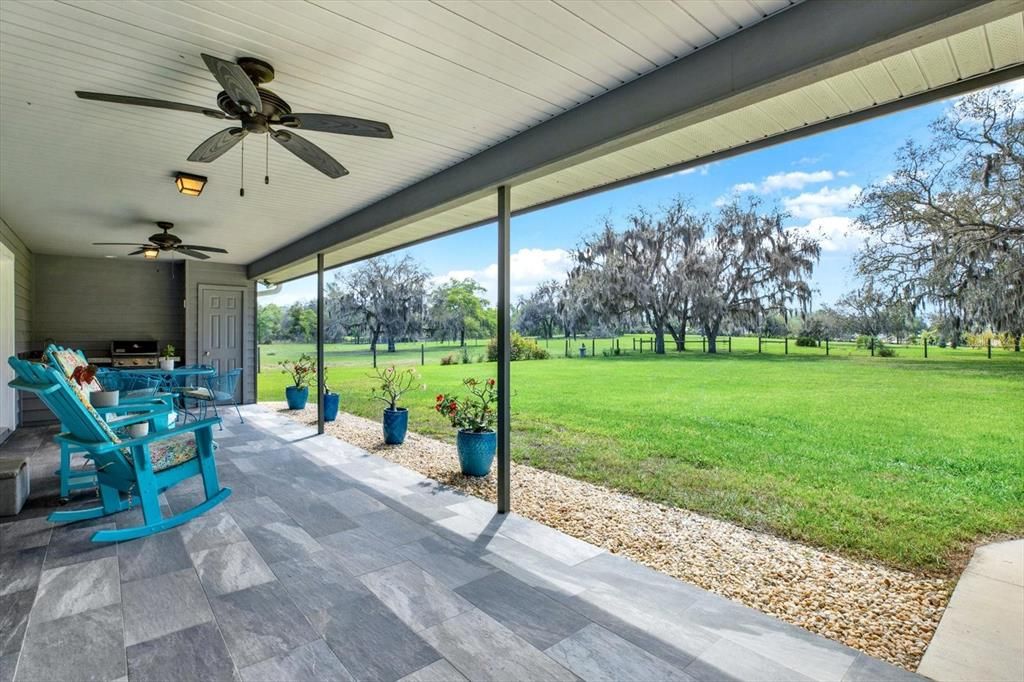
[174,172,207,196]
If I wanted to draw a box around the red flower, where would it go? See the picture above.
[448,401,457,410]
[435,394,444,402]
[487,378,495,387]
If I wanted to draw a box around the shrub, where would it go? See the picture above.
[795,336,818,347]
[440,354,457,366]
[877,345,897,358]
[855,334,878,350]
[486,332,550,361]
[461,347,471,364]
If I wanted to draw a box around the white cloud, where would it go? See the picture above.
[783,184,862,219]
[786,216,867,252]
[730,169,848,195]
[793,155,824,166]
[433,247,572,303]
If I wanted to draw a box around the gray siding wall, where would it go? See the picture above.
[0,218,32,431]
[27,256,186,425]
[184,262,256,404]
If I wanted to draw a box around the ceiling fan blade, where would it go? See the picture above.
[175,248,211,260]
[92,242,149,246]
[179,245,228,253]
[279,113,393,139]
[127,248,146,256]
[201,54,262,113]
[76,91,225,119]
[187,127,246,163]
[271,129,348,178]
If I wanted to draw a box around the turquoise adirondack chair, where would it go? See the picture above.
[46,346,176,501]
[8,356,231,542]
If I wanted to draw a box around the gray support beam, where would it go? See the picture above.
[496,185,511,514]
[316,252,325,435]
[248,0,1011,281]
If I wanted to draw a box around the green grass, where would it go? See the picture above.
[258,337,1024,573]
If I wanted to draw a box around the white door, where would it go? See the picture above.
[0,243,16,433]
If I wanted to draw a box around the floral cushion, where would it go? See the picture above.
[49,348,103,393]
[127,433,198,472]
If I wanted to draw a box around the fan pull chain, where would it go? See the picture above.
[265,134,270,185]
[240,137,245,197]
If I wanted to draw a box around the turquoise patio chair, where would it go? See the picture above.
[48,347,175,502]
[182,368,244,429]
[8,357,230,542]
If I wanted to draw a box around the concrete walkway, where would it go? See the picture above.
[918,539,1024,682]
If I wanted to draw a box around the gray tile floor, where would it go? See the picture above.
[0,405,923,682]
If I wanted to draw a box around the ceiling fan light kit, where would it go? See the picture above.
[76,53,393,189]
[174,172,207,196]
[92,222,228,260]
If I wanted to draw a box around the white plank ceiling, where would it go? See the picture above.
[0,0,793,267]
[0,1,1021,283]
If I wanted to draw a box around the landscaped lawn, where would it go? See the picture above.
[257,338,1024,574]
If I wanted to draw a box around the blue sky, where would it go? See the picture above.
[264,81,1021,309]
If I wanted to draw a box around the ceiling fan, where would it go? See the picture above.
[75,54,393,180]
[93,222,227,260]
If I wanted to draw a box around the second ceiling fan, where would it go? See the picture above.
[77,54,393,180]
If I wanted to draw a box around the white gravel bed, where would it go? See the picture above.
[267,402,951,671]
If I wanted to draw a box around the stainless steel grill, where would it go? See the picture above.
[110,340,159,368]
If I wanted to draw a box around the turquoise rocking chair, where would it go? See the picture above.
[8,357,231,542]
[46,346,174,502]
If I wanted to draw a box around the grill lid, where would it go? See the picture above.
[111,340,159,356]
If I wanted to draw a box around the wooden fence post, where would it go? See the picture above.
[421,343,425,366]
[826,338,830,356]
[728,336,732,353]
[870,338,874,357]
[373,344,377,368]
[988,338,992,359]
[758,336,762,353]
[702,336,706,353]
[591,338,595,357]
[784,337,788,355]
[924,338,928,358]
[633,337,637,351]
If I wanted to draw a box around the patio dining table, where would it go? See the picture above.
[116,365,216,392]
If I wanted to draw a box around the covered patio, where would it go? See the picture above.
[1,404,917,682]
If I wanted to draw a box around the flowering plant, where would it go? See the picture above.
[281,353,316,389]
[371,366,424,410]
[435,377,497,433]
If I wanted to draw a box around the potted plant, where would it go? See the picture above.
[435,377,497,477]
[322,368,340,422]
[371,366,424,445]
[281,353,316,410]
[159,344,176,371]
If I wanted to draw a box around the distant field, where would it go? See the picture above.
[257,337,1024,573]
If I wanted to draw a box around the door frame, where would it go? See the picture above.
[196,284,250,403]
[0,242,16,434]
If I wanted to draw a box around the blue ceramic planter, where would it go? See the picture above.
[285,385,309,410]
[456,429,496,477]
[383,408,408,444]
[323,392,340,421]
